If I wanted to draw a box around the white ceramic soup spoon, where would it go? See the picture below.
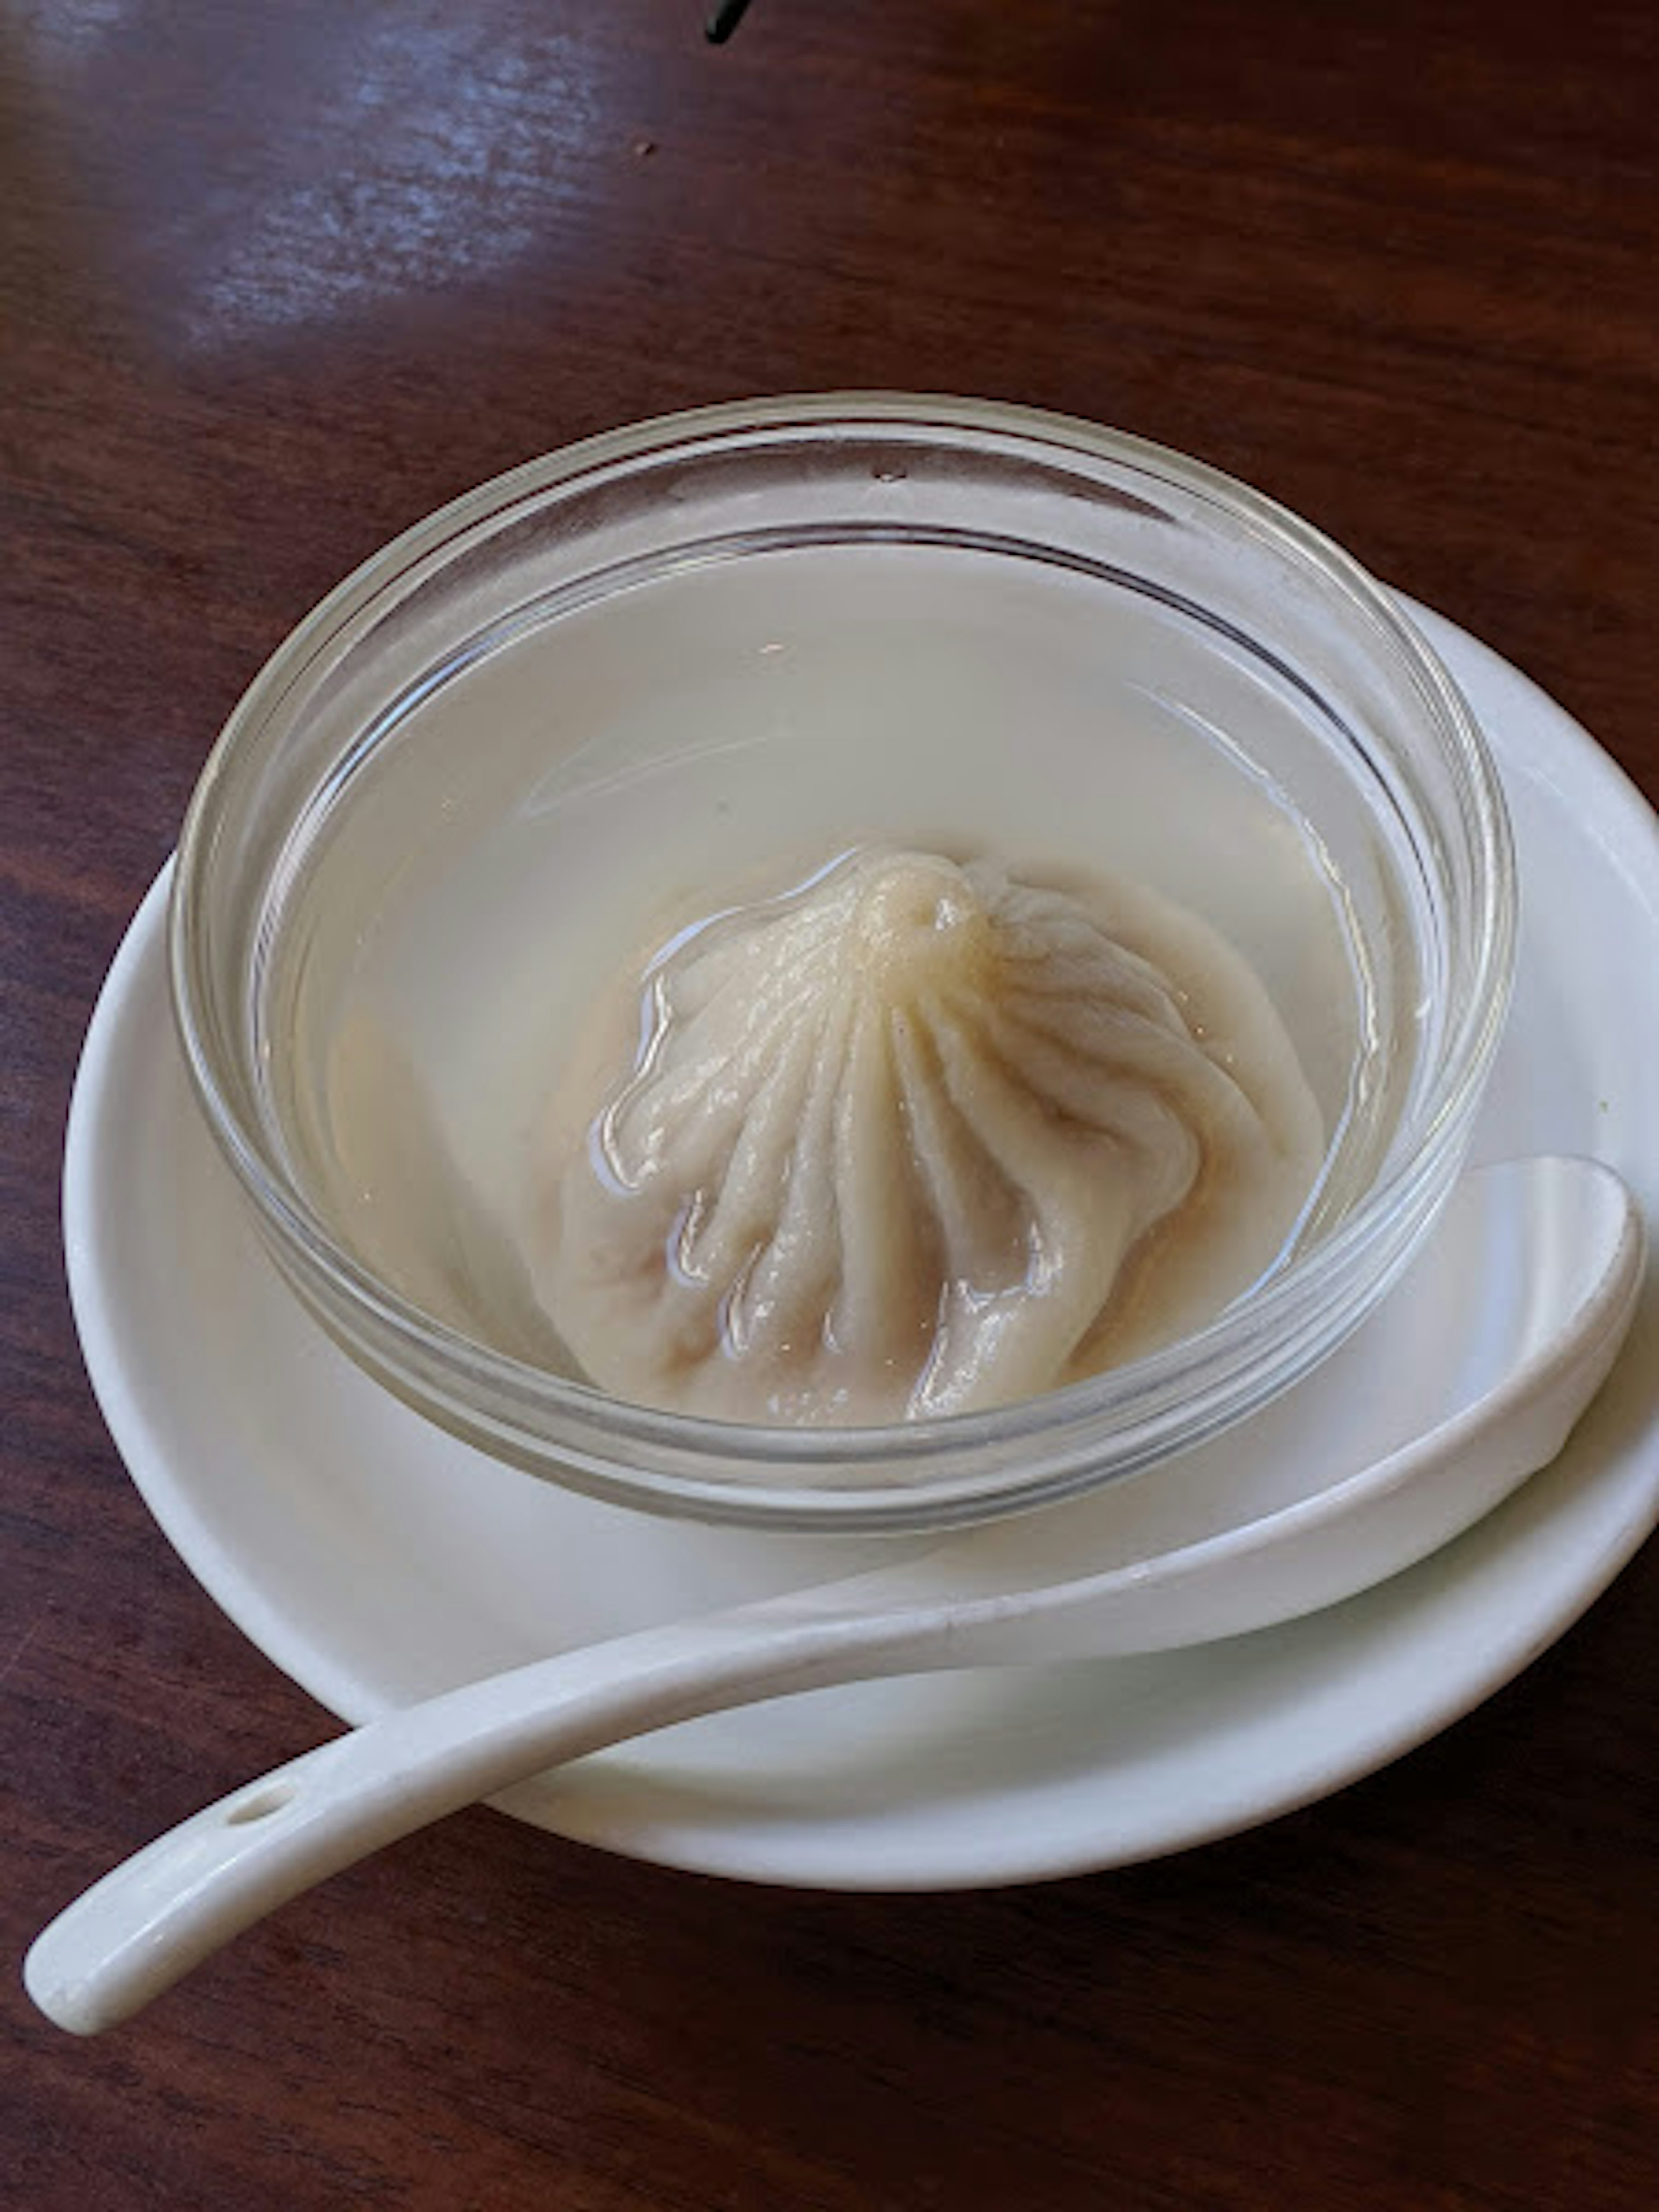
[26,1154,1643,2036]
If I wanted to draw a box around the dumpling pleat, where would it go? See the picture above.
[824,1001,939,1383]
[721,983,853,1365]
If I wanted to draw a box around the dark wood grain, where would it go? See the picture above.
[3,3,1655,2206]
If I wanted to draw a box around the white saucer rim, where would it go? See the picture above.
[62,862,347,1707]
[550,1469,1659,1891]
[60,602,1659,1887]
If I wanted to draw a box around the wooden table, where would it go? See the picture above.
[4,4,1655,2204]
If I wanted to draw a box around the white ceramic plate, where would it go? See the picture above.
[64,604,1659,1889]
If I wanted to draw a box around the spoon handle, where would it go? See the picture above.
[24,1594,931,2037]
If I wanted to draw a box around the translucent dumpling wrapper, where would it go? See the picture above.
[539,848,1325,1425]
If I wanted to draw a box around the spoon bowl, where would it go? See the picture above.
[26,1154,1643,2036]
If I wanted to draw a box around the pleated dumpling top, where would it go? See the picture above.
[542,847,1324,1425]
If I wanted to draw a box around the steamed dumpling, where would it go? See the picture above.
[540,847,1324,1425]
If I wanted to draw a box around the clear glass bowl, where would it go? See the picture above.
[170,396,1515,1531]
